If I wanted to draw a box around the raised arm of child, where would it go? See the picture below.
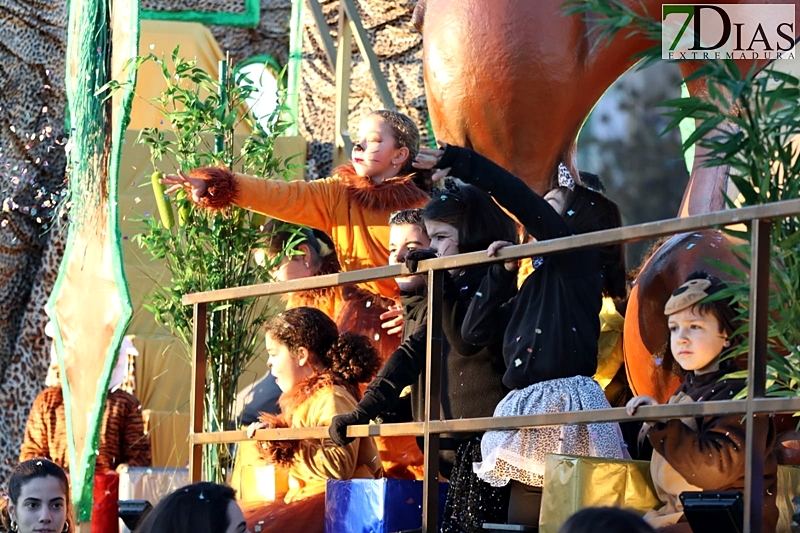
[415,144,572,241]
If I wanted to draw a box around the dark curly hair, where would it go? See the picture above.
[264,307,380,387]
[1,459,75,533]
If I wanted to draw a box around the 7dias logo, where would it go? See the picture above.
[662,4,796,60]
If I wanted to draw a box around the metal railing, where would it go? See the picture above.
[184,198,800,533]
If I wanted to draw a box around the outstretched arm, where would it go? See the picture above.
[161,168,339,234]
[414,144,572,241]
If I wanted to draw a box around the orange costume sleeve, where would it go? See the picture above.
[230,171,427,300]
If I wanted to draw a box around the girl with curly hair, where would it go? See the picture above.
[242,307,382,533]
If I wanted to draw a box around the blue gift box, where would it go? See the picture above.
[325,478,449,533]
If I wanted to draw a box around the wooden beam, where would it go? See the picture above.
[333,2,353,168]
[305,0,337,70]
[189,302,207,482]
[341,0,395,108]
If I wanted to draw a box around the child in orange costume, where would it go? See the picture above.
[243,307,383,533]
[162,110,430,301]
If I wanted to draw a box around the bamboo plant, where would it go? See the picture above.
[114,48,300,481]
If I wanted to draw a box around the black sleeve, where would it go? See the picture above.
[362,317,428,413]
[440,273,482,356]
[437,145,572,241]
[461,264,517,346]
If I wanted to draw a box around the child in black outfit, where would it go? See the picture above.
[329,186,518,533]
[413,144,629,526]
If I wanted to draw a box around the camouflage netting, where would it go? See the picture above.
[0,0,68,487]
[296,0,429,180]
[142,0,248,14]
[209,0,292,66]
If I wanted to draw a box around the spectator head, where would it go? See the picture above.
[664,271,740,373]
[257,220,337,282]
[133,482,247,533]
[423,180,517,257]
[388,208,430,292]
[1,459,74,533]
[264,307,380,393]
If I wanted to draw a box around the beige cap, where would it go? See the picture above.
[664,278,712,315]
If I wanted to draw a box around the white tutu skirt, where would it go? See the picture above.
[474,375,625,487]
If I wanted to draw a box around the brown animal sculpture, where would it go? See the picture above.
[413,0,800,403]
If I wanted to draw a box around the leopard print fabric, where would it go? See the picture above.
[0,225,66,487]
[0,0,68,487]
[209,0,292,67]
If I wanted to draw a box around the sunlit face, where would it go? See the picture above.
[389,223,431,293]
[224,500,249,533]
[544,187,569,216]
[265,333,309,392]
[668,306,728,373]
[270,254,313,282]
[351,115,407,182]
[425,220,460,258]
[8,476,68,533]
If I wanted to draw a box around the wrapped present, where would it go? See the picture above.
[325,478,449,533]
[777,465,800,533]
[539,454,660,533]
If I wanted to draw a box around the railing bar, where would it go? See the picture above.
[188,302,207,482]
[190,397,800,444]
[422,269,444,533]
[744,218,771,533]
[182,199,800,305]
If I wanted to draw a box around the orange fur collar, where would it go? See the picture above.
[335,163,430,212]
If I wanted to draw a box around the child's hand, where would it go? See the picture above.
[487,240,519,272]
[246,420,270,438]
[626,395,658,416]
[413,145,451,182]
[380,305,405,336]
[161,170,209,203]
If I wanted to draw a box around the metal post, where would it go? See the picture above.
[743,218,771,533]
[189,302,208,482]
[333,2,353,168]
[422,269,444,533]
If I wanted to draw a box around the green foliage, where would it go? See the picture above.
[563,0,663,68]
[670,61,800,397]
[120,49,298,481]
